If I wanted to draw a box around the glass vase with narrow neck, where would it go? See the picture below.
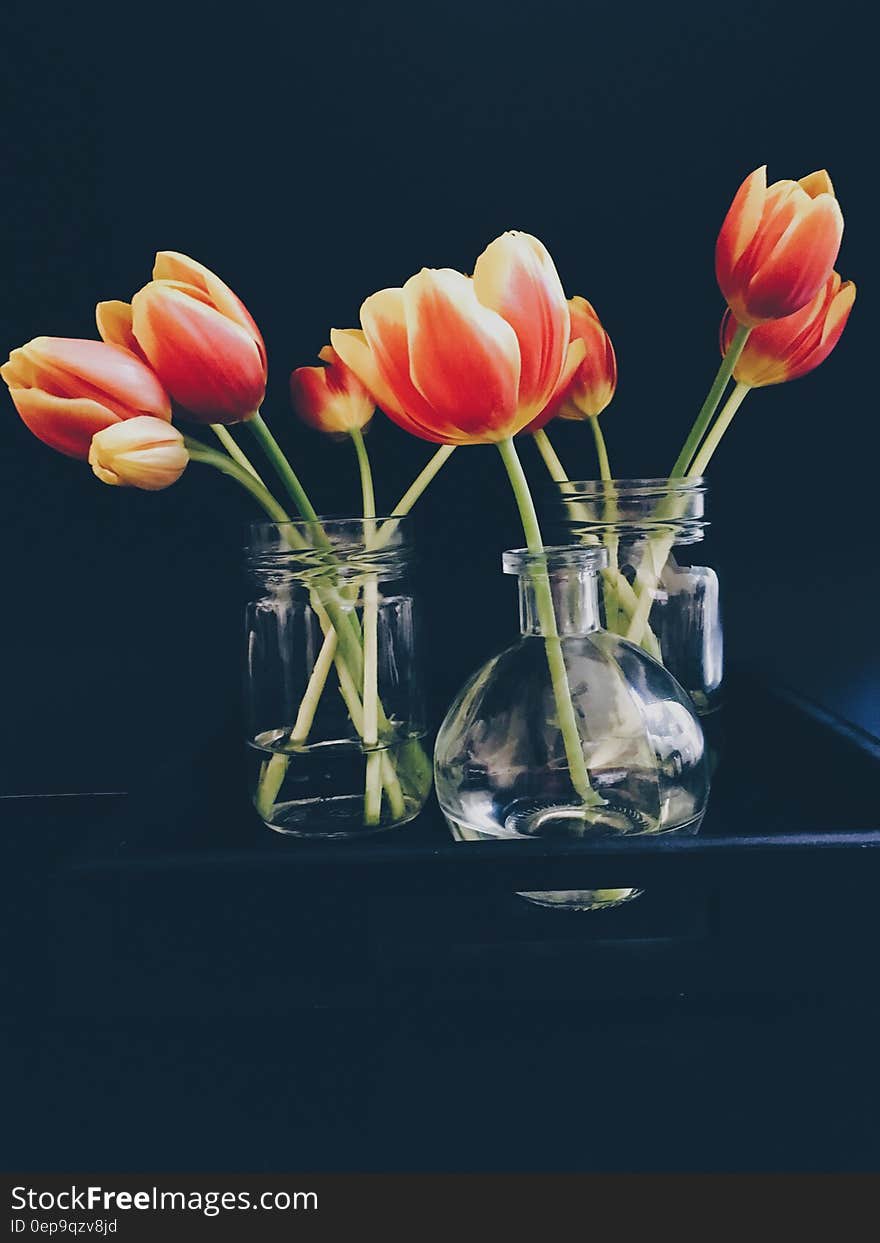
[553,477,722,715]
[434,545,709,911]
[244,517,431,838]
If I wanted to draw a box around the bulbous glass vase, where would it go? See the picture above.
[434,545,710,910]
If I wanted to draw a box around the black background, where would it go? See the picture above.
[3,0,880,1177]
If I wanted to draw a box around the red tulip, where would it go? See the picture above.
[89,416,189,490]
[532,296,617,427]
[715,166,843,327]
[330,231,584,445]
[1,336,171,459]
[100,252,268,425]
[290,346,375,434]
[720,272,855,388]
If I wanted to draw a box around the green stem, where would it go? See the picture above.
[184,439,293,525]
[687,381,752,478]
[589,416,612,483]
[358,444,458,556]
[496,437,599,806]
[588,416,620,625]
[670,321,751,477]
[210,424,263,481]
[247,411,321,523]
[390,444,457,516]
[532,428,569,483]
[530,430,661,659]
[351,428,382,825]
[350,427,376,522]
[187,435,407,822]
[281,442,454,810]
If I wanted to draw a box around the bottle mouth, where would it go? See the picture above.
[502,545,608,576]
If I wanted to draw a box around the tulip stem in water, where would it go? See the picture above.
[587,417,621,625]
[687,381,752,478]
[184,435,407,820]
[670,321,751,477]
[531,429,650,650]
[497,437,600,806]
[351,427,383,825]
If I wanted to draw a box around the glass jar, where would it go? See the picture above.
[434,545,709,910]
[245,517,432,838]
[554,478,722,715]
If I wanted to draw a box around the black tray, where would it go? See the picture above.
[22,671,880,1014]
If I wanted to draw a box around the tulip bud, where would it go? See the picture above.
[715,166,844,327]
[720,272,855,388]
[89,416,189,490]
[129,252,268,424]
[290,346,375,434]
[1,336,171,459]
[546,296,617,423]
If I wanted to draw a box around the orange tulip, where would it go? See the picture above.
[99,252,267,425]
[330,231,584,445]
[532,296,617,428]
[715,166,843,328]
[1,336,171,459]
[720,272,856,387]
[290,345,374,434]
[89,416,189,490]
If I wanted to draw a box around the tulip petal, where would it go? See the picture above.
[402,268,524,441]
[9,387,121,459]
[715,166,768,292]
[472,231,569,411]
[96,301,147,361]
[290,357,373,434]
[357,291,460,441]
[19,338,171,420]
[786,280,855,381]
[330,325,444,442]
[152,251,267,369]
[132,284,266,422]
[744,195,844,322]
[798,169,834,198]
[727,272,855,387]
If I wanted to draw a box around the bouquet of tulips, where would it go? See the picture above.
[2,165,854,827]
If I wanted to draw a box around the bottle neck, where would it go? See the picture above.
[518,567,602,637]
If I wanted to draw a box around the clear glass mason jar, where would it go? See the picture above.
[554,478,722,715]
[244,517,432,838]
[434,545,710,910]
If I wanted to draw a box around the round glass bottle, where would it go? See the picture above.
[245,517,432,838]
[554,478,722,715]
[434,545,709,910]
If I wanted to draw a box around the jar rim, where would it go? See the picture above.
[558,477,707,499]
[245,514,413,575]
[502,545,608,576]
[248,514,412,537]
